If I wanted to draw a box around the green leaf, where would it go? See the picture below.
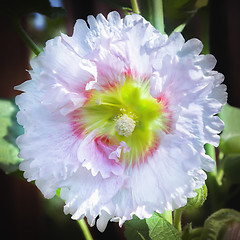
[1,0,65,18]
[222,155,240,184]
[200,209,240,240]
[0,99,23,173]
[163,0,208,19]
[146,212,181,240]
[172,22,187,33]
[124,215,150,240]
[124,213,181,240]
[183,185,207,210]
[0,139,21,172]
[219,104,240,154]
[165,0,208,34]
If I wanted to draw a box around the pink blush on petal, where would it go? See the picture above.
[77,132,126,177]
[69,110,85,138]
[157,94,174,134]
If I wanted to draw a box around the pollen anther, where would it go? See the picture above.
[115,114,136,137]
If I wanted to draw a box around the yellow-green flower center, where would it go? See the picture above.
[73,77,171,165]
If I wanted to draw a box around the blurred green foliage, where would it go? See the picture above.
[0,99,23,173]
[219,104,240,154]
[0,0,65,18]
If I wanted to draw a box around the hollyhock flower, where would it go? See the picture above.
[15,11,227,231]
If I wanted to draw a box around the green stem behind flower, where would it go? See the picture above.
[12,18,42,56]
[152,0,165,34]
[199,2,222,212]
[78,219,94,240]
[130,0,140,14]
[173,209,182,234]
[205,143,216,163]
[205,143,220,211]
[199,6,210,54]
[205,143,217,179]
[55,190,94,240]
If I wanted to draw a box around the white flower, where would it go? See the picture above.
[15,11,227,232]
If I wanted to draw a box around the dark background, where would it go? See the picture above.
[0,0,239,239]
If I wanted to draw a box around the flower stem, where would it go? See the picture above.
[216,167,224,186]
[78,219,94,240]
[152,0,165,34]
[173,209,182,234]
[205,143,216,161]
[205,143,221,211]
[12,18,42,56]
[130,0,140,14]
[199,6,210,54]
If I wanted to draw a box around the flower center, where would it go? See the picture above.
[72,77,172,165]
[115,113,136,137]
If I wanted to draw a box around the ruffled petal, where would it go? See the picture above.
[77,131,126,178]
[61,19,92,57]
[178,38,203,57]
[60,167,125,231]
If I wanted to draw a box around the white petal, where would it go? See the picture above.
[107,11,122,27]
[97,210,112,232]
[61,19,91,56]
[195,54,217,72]
[178,38,203,57]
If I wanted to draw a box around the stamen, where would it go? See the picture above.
[115,114,136,137]
[95,98,121,107]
